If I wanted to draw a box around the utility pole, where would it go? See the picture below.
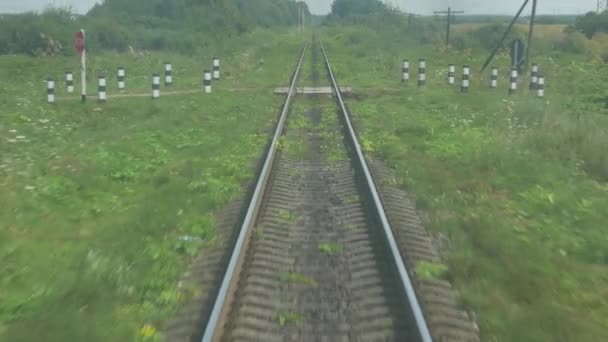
[481,0,539,72]
[434,7,464,48]
[598,0,607,12]
[298,3,301,32]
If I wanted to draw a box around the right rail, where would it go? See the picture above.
[320,40,433,342]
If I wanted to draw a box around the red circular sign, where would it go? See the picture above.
[74,31,85,54]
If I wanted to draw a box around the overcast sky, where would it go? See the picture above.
[0,0,598,15]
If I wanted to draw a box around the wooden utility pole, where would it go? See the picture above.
[298,3,301,32]
[434,7,464,47]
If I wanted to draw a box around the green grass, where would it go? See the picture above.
[415,261,449,280]
[4,21,608,341]
[276,310,303,327]
[320,25,608,341]
[278,272,318,287]
[318,242,343,255]
[0,30,306,341]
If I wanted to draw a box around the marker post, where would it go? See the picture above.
[75,29,87,103]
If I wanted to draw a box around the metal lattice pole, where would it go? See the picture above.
[598,0,608,12]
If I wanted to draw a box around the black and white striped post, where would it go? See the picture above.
[152,74,160,99]
[448,64,455,85]
[117,66,125,91]
[65,71,74,94]
[490,67,498,89]
[98,76,107,102]
[529,63,539,90]
[509,68,518,95]
[402,59,409,83]
[164,62,173,86]
[204,70,212,94]
[461,65,470,93]
[213,57,220,80]
[47,78,55,104]
[537,74,545,98]
[418,58,426,87]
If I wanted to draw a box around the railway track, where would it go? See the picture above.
[168,38,479,342]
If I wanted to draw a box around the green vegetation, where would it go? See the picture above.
[321,19,608,340]
[329,0,386,19]
[279,272,318,287]
[575,11,608,38]
[3,0,608,340]
[0,0,310,55]
[276,310,303,327]
[0,28,305,341]
[318,242,343,255]
[278,209,299,223]
[415,261,449,280]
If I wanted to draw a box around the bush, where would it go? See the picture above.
[557,31,588,54]
[587,32,608,62]
[450,23,528,52]
[575,11,608,38]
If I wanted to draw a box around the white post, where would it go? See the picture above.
[402,59,409,83]
[47,78,55,104]
[152,74,160,99]
[418,58,426,87]
[164,62,173,86]
[490,67,498,89]
[66,72,74,93]
[98,76,107,102]
[80,29,86,103]
[213,57,220,80]
[509,68,518,95]
[530,64,539,90]
[448,64,455,85]
[204,70,212,93]
[537,74,545,98]
[117,67,125,91]
[461,65,470,93]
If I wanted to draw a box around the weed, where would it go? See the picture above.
[255,224,265,239]
[279,272,318,287]
[344,223,359,231]
[278,209,298,223]
[276,311,303,327]
[341,194,360,205]
[415,261,449,280]
[318,242,343,255]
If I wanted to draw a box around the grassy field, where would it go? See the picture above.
[0,29,305,341]
[3,20,608,341]
[322,25,608,341]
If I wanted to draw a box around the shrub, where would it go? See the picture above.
[471,24,526,51]
[557,31,588,54]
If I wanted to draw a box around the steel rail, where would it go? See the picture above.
[320,41,433,342]
[201,41,309,342]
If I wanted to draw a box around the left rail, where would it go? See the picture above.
[200,41,309,342]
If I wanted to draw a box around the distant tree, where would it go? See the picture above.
[330,0,386,18]
[575,11,608,38]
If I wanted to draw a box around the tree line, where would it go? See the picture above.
[0,0,310,56]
